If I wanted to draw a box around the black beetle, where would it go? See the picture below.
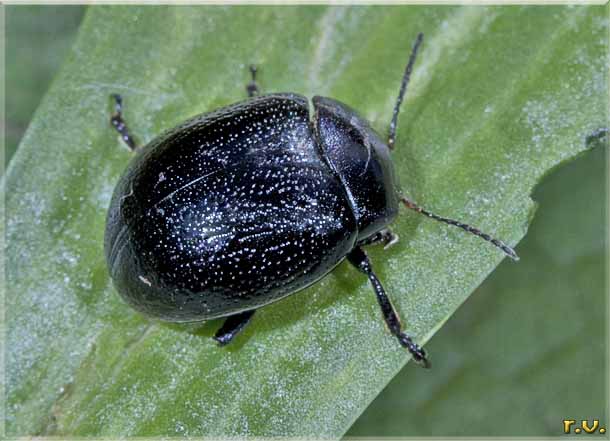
[105,33,517,368]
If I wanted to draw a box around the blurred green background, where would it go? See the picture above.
[5,5,607,437]
[5,6,85,167]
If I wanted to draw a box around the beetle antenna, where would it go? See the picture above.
[388,32,424,150]
[400,196,519,261]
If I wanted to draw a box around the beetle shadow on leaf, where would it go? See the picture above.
[161,319,218,339]
[160,317,261,352]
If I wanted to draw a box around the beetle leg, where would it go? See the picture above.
[347,246,430,368]
[358,228,399,250]
[213,310,256,346]
[246,65,260,98]
[110,94,138,151]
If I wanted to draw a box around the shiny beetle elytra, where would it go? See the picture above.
[104,33,518,368]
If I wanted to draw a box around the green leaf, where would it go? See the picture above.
[5,5,608,437]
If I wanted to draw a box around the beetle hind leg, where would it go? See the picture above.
[213,309,256,346]
[347,246,430,368]
[110,94,139,151]
[246,65,260,97]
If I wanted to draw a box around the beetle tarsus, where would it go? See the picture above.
[398,334,430,368]
[110,93,138,151]
[347,246,430,368]
[213,309,256,346]
[246,64,260,97]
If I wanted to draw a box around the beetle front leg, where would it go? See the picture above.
[347,246,430,368]
[110,94,139,151]
[246,65,260,97]
[213,309,256,346]
[358,228,399,250]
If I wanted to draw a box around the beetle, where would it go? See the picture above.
[104,33,518,368]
